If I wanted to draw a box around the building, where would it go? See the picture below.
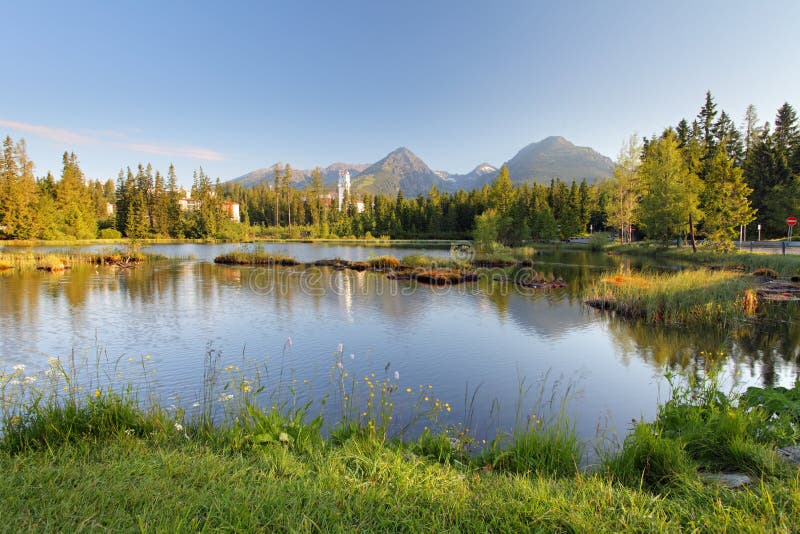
[221,201,241,222]
[177,189,240,221]
[337,170,350,212]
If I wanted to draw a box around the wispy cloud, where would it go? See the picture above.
[0,119,225,161]
[115,142,225,161]
[0,119,94,144]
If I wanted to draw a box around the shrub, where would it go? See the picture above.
[98,228,122,239]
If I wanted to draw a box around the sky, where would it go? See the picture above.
[2,0,799,187]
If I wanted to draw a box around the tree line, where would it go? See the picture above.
[1,92,797,244]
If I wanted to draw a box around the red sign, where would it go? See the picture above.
[789,216,798,227]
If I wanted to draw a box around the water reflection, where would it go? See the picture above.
[1,247,798,445]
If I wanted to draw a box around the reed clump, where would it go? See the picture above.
[214,251,299,266]
[584,269,758,326]
[0,250,148,272]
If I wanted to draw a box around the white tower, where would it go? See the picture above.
[337,170,351,212]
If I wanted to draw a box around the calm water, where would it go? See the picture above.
[1,243,799,450]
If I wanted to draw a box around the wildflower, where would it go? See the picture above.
[47,357,59,367]
[424,396,429,401]
[279,432,290,443]
[337,343,343,353]
[145,355,151,360]
[128,357,133,363]
[94,389,101,398]
[174,422,184,432]
[24,375,37,384]
[192,402,201,408]
[349,353,355,360]
[406,388,412,393]
[219,393,234,402]
[336,362,343,369]
[125,428,135,436]
[12,364,25,372]
[287,337,293,347]
[394,371,400,380]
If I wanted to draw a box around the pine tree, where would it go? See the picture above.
[701,144,755,250]
[774,102,799,154]
[56,152,97,238]
[742,104,762,153]
[166,164,182,237]
[283,164,292,228]
[697,90,718,150]
[273,163,281,226]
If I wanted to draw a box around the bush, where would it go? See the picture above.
[98,228,122,239]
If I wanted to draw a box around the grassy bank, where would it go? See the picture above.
[584,269,761,326]
[0,249,152,272]
[612,244,800,277]
[1,358,798,531]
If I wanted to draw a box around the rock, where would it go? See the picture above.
[777,445,800,465]
[699,472,752,489]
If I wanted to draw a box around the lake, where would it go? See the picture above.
[1,242,798,454]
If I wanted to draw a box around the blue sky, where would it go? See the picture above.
[2,0,798,186]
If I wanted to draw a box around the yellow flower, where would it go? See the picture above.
[145,355,151,360]
[94,389,101,398]
[406,388,412,393]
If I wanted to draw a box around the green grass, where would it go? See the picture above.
[2,358,799,531]
[400,253,469,269]
[584,269,759,327]
[613,244,800,276]
[0,250,150,272]
[213,251,300,265]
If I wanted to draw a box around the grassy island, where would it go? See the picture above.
[0,250,150,273]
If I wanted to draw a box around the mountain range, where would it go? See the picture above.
[226,136,614,196]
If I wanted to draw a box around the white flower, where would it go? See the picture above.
[23,376,37,384]
[12,364,25,372]
[174,423,184,432]
[192,402,201,408]
[287,337,293,347]
[394,371,400,380]
[336,362,343,369]
[125,428,134,436]
[47,357,59,367]
[279,432,290,443]
[349,353,355,360]
[337,343,343,353]
[219,393,234,402]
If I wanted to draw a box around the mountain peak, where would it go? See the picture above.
[504,136,613,183]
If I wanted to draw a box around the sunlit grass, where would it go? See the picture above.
[0,249,150,272]
[213,251,300,265]
[585,268,758,326]
[2,351,799,531]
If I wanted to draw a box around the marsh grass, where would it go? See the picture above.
[213,251,299,265]
[400,253,469,270]
[0,249,149,272]
[585,268,758,326]
[614,244,800,276]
